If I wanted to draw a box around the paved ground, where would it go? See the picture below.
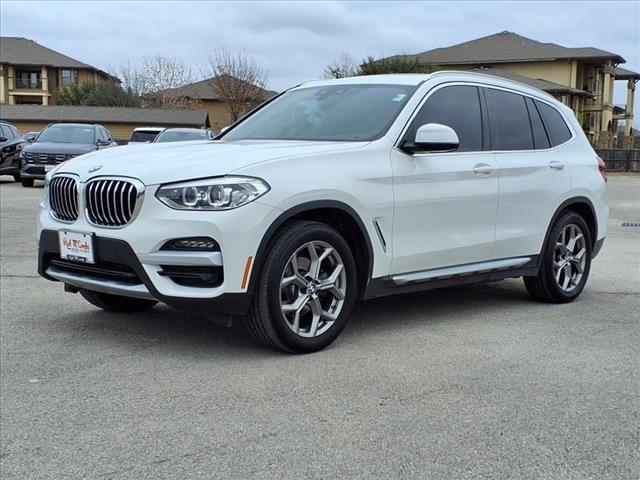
[1,175,638,480]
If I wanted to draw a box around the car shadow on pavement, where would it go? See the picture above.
[57,279,533,358]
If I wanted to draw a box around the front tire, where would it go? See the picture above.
[247,221,357,353]
[20,177,34,187]
[79,289,158,313]
[524,211,592,303]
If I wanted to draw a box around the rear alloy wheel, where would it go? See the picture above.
[79,289,158,313]
[524,211,592,303]
[247,221,357,353]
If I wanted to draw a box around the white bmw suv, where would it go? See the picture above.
[37,72,608,353]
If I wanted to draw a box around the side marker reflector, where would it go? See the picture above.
[241,256,253,289]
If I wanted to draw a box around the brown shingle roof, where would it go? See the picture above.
[389,31,626,65]
[474,68,594,97]
[614,66,640,80]
[0,37,117,80]
[0,104,209,127]
[164,75,278,101]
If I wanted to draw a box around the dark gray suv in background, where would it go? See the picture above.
[20,123,116,187]
[0,121,26,182]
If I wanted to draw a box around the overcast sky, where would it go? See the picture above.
[2,0,639,120]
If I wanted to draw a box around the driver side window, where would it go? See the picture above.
[406,85,483,152]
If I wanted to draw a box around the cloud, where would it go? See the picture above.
[1,0,638,124]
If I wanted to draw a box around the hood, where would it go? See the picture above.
[23,142,97,156]
[56,140,368,185]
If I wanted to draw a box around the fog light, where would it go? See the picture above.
[161,237,219,251]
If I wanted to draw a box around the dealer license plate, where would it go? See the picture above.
[59,230,95,264]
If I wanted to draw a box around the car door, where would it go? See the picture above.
[485,88,572,259]
[390,84,499,275]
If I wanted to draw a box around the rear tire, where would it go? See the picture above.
[524,211,592,303]
[247,220,357,353]
[20,177,34,187]
[79,289,158,313]
[12,173,20,182]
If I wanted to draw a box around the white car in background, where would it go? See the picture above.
[153,128,215,143]
[37,72,608,353]
[128,127,165,144]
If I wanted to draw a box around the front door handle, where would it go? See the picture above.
[549,160,565,171]
[473,163,493,176]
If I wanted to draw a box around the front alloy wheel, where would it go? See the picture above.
[247,220,357,353]
[280,241,347,338]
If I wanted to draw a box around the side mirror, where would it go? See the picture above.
[402,123,459,153]
[0,136,7,143]
[27,137,36,143]
[96,139,110,147]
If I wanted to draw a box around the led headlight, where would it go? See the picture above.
[156,176,270,211]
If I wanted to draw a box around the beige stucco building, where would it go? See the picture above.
[386,32,639,147]
[0,37,116,106]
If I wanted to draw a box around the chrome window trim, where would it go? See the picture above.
[393,80,576,156]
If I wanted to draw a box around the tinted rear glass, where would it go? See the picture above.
[525,98,551,149]
[155,130,208,143]
[486,89,533,151]
[130,131,161,143]
[536,101,572,146]
[407,85,483,152]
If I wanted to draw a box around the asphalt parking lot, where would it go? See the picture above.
[1,175,638,479]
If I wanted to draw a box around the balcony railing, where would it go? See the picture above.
[14,78,43,90]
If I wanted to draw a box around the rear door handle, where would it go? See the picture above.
[473,163,493,176]
[549,160,565,171]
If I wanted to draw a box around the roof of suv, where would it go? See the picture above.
[300,71,557,101]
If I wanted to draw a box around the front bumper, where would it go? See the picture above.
[37,180,282,315]
[21,162,54,180]
[38,230,251,314]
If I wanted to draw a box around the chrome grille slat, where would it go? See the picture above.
[85,178,139,227]
[49,176,79,223]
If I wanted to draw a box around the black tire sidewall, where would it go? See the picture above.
[262,223,358,353]
[541,212,593,302]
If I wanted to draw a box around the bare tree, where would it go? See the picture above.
[118,56,199,109]
[204,48,269,122]
[323,53,359,79]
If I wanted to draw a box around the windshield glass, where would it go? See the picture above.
[130,130,161,143]
[223,84,416,142]
[37,125,95,144]
[155,130,208,143]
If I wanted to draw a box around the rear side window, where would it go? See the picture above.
[486,88,533,151]
[407,85,483,152]
[130,130,160,143]
[535,101,572,146]
[525,98,550,149]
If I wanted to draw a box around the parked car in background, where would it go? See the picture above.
[153,128,215,143]
[20,123,116,187]
[0,121,26,182]
[36,72,608,353]
[23,131,40,143]
[128,127,165,144]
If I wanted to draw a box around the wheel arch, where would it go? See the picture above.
[246,200,374,299]
[541,196,598,253]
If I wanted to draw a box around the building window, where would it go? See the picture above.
[61,70,74,86]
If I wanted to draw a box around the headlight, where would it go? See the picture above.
[156,176,270,211]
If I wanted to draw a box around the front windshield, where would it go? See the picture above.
[37,125,95,144]
[223,84,416,142]
[155,130,208,143]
